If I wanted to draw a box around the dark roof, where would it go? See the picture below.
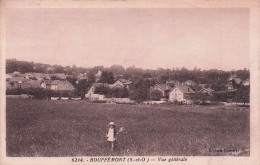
[56,81,75,91]
[27,80,42,88]
[42,80,74,91]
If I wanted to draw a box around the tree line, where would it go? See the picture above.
[6,59,250,103]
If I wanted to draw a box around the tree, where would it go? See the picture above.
[129,78,149,102]
[76,79,91,98]
[10,82,15,89]
[99,71,114,84]
[51,75,59,80]
[236,86,250,105]
[121,86,129,98]
[66,77,77,87]
[110,65,125,75]
[53,66,64,73]
[95,85,110,96]
[149,90,162,101]
[211,83,226,91]
[87,73,96,83]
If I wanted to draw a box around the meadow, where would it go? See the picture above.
[6,99,249,156]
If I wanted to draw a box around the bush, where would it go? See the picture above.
[149,90,163,101]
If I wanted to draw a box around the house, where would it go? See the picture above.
[77,73,88,80]
[185,80,197,87]
[110,79,133,89]
[227,73,242,84]
[168,85,195,104]
[9,77,30,84]
[226,74,242,90]
[7,79,43,89]
[227,73,236,82]
[85,83,108,98]
[9,72,26,79]
[41,80,74,91]
[25,73,36,79]
[25,73,51,80]
[27,80,43,88]
[198,88,214,95]
[243,79,250,86]
[226,82,234,91]
[149,84,173,98]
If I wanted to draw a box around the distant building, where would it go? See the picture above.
[25,73,51,80]
[184,80,197,87]
[9,77,30,84]
[149,84,173,98]
[41,80,74,91]
[85,83,108,98]
[110,79,133,89]
[226,82,234,91]
[226,73,242,91]
[168,85,195,103]
[243,79,250,86]
[198,88,214,95]
[17,80,43,89]
[77,73,88,80]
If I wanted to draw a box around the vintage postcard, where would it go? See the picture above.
[0,0,260,165]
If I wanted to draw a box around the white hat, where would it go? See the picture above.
[109,122,115,126]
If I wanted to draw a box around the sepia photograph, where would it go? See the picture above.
[0,0,260,165]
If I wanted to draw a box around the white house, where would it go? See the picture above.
[243,79,250,86]
[168,85,195,103]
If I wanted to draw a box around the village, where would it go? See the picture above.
[6,61,250,105]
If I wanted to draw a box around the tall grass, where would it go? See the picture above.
[6,99,249,156]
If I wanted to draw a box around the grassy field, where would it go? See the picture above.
[6,99,249,157]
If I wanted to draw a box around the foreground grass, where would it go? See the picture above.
[6,99,249,156]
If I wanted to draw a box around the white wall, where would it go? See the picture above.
[169,88,184,102]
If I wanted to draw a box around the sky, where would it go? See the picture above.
[5,8,249,71]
